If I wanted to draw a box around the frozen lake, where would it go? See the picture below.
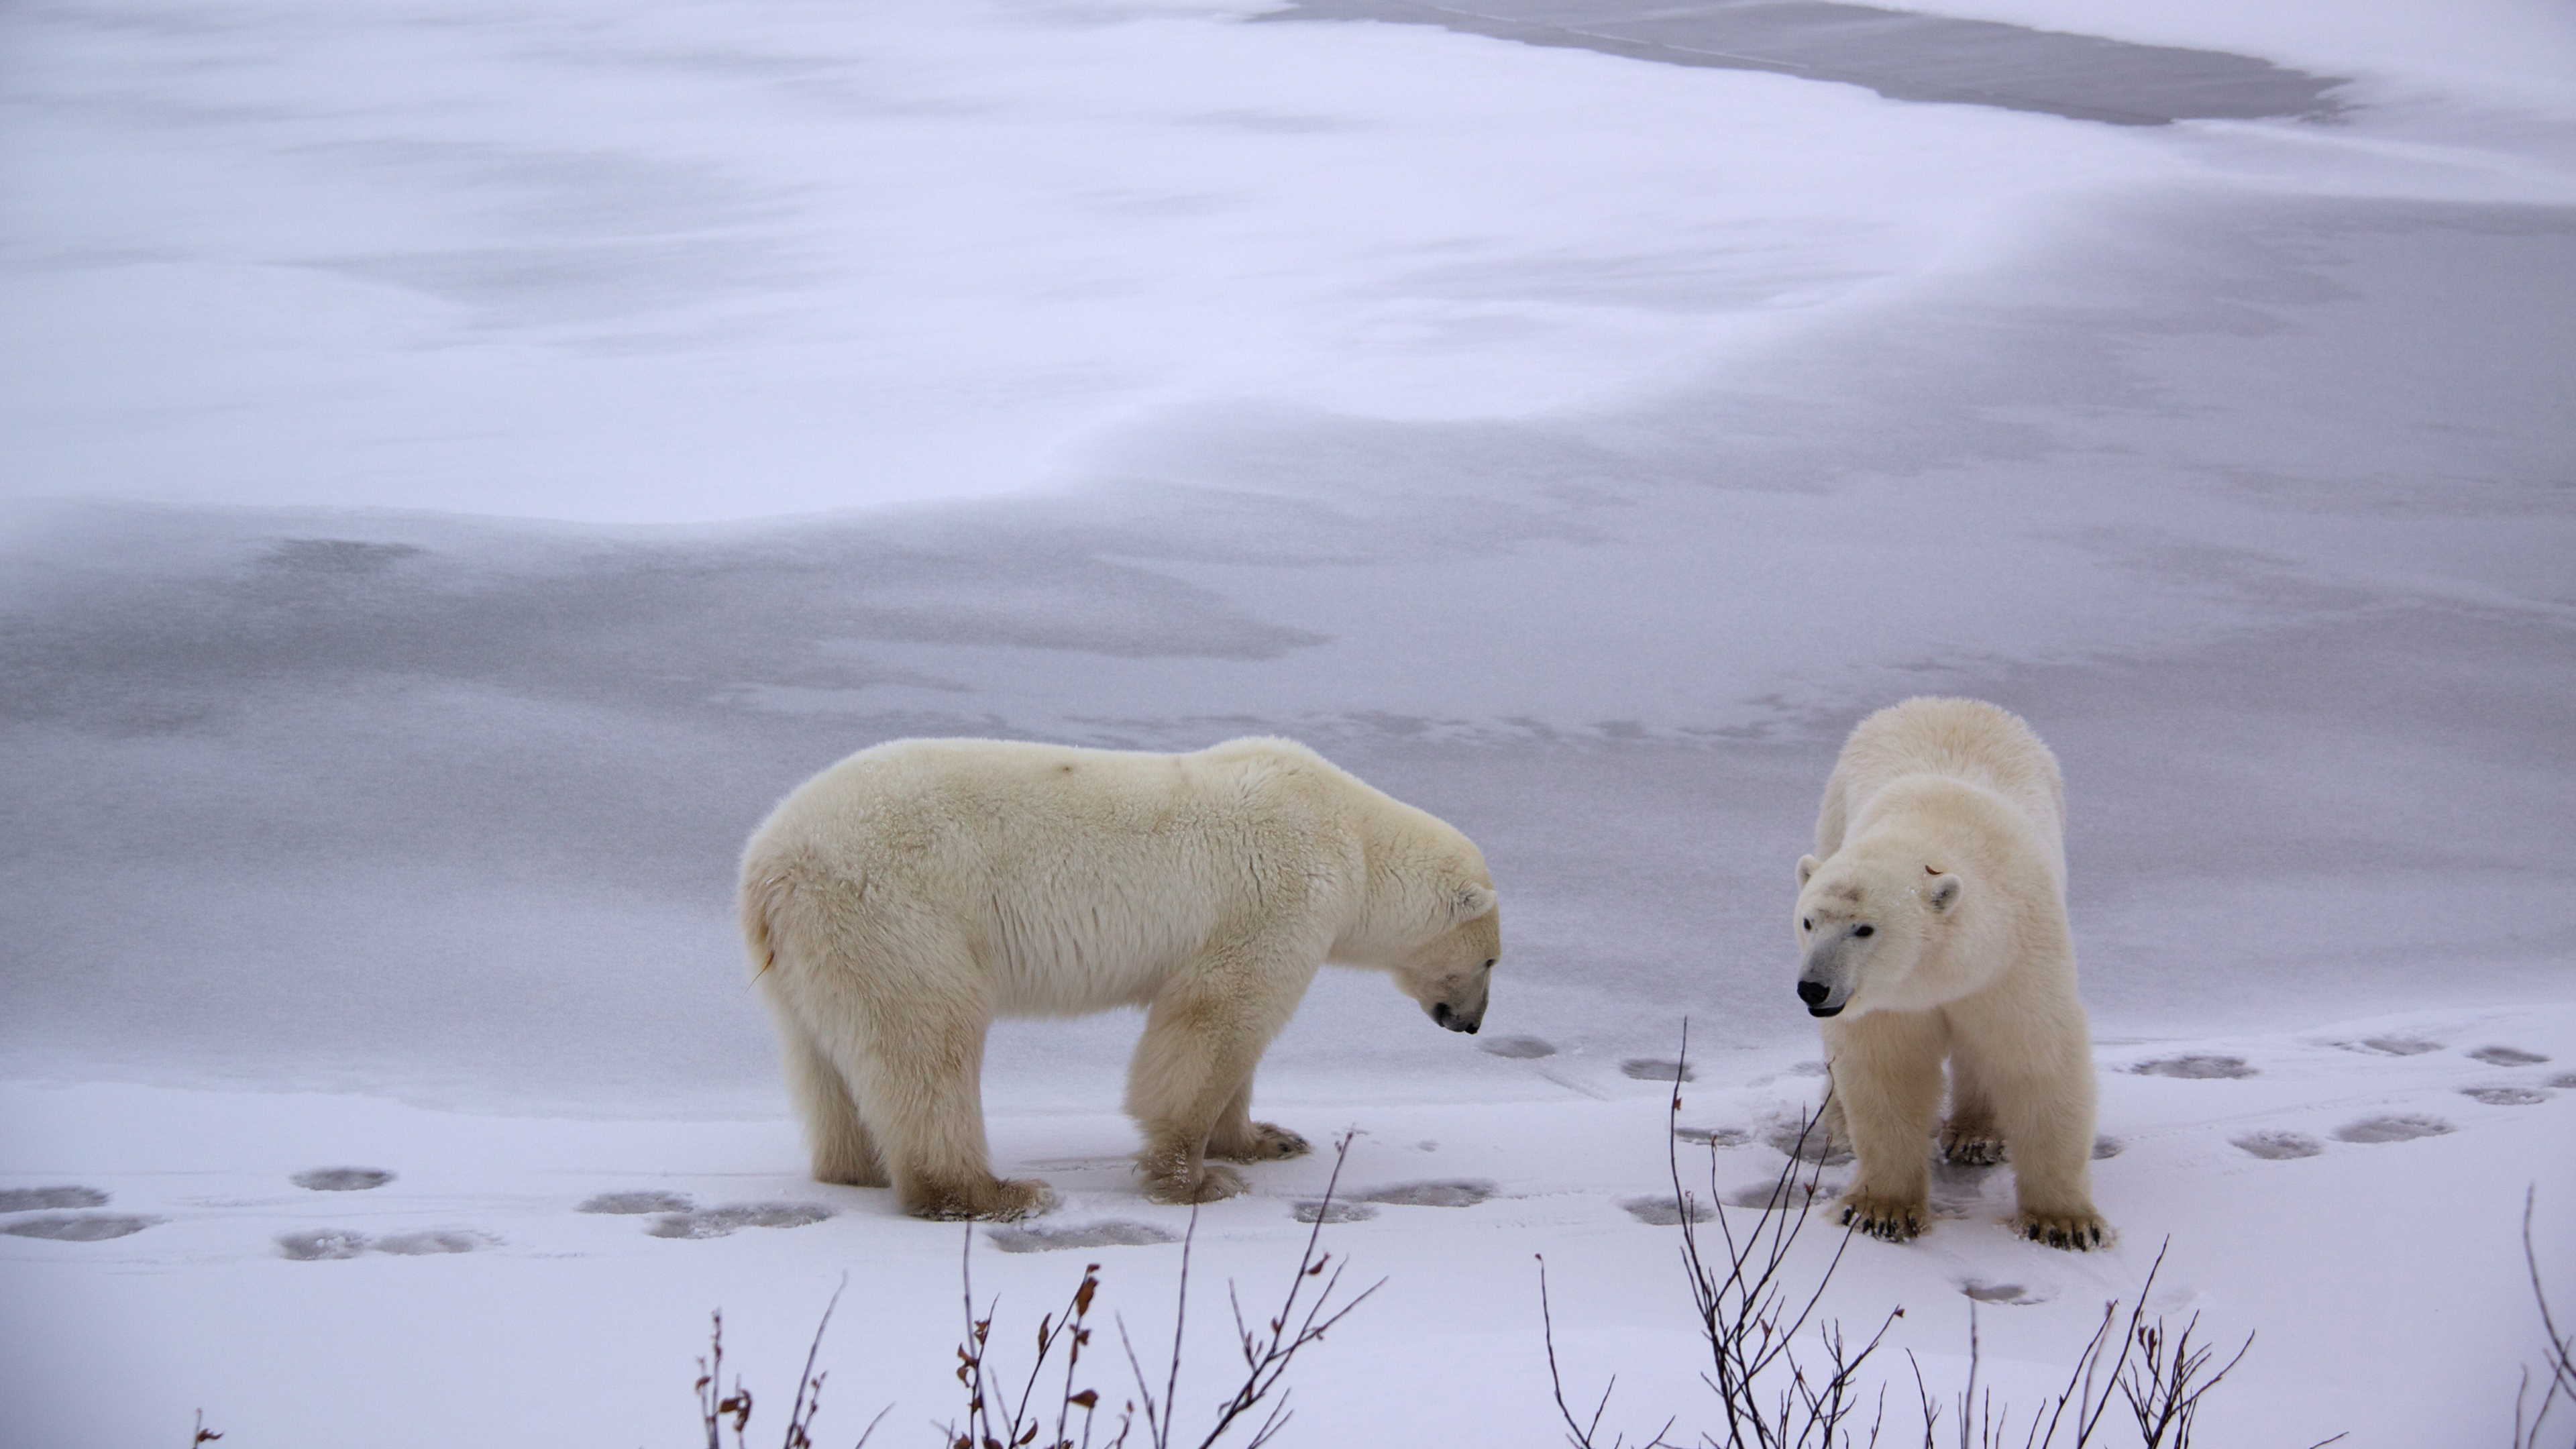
[2,0,2573,1443]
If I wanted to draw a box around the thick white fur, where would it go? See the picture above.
[740,736,1501,1220]
[1792,698,2106,1250]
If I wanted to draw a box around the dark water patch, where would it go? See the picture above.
[2132,1055,2256,1079]
[1620,1057,1693,1083]
[647,1202,833,1239]
[0,1186,108,1212]
[1,1212,155,1242]
[2469,1045,2550,1066]
[2334,1114,2453,1144]
[1290,1200,1379,1226]
[2231,1130,2323,1161]
[1260,0,2347,126]
[1480,1035,1556,1059]
[292,1167,394,1191]
[2462,1085,2551,1106]
[278,1228,371,1260]
[1676,1125,1752,1148]
[989,1219,1179,1252]
[578,1189,695,1214]
[1355,1180,1495,1208]
[1621,1195,1713,1226]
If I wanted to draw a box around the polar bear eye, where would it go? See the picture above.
[1853,924,1874,938]
[1801,917,1812,932]
[1482,958,1495,971]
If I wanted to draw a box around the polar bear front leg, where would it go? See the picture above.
[1823,1012,1947,1243]
[1205,1077,1312,1164]
[1990,1061,2106,1250]
[1939,1047,2008,1167]
[1128,962,1305,1204]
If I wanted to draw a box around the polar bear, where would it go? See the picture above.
[739,736,1501,1220]
[1792,698,2106,1250]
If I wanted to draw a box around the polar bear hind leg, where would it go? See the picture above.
[765,1001,889,1188]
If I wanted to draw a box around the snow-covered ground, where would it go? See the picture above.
[3,0,2572,1444]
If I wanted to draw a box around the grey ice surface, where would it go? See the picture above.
[4,188,2572,1115]
[1260,0,2347,125]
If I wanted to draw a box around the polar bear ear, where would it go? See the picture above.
[1796,855,1821,888]
[1925,873,1962,914]
[1450,882,1498,923]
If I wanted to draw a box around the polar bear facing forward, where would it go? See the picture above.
[1793,698,2106,1250]
[741,737,1501,1220]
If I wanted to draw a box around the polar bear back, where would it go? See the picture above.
[1816,698,2066,879]
[743,737,1373,1016]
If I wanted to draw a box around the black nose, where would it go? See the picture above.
[1797,981,1829,1006]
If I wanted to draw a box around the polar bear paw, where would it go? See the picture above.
[1142,1162,1248,1205]
[2014,1209,2108,1252]
[1208,1122,1312,1163]
[1835,1193,1928,1243]
[908,1176,1056,1222]
[1940,1124,2008,1167]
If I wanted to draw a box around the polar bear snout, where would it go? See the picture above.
[1797,942,1858,1017]
[1796,979,1842,1017]
[1431,1000,1482,1034]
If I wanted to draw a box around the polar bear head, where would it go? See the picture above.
[1386,881,1501,1034]
[1791,849,1962,1019]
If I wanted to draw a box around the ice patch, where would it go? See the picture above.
[0,1186,108,1212]
[1479,1036,1556,1059]
[2231,1130,2324,1161]
[645,1203,833,1240]
[1763,1120,1853,1167]
[987,1220,1179,1252]
[1619,1058,1693,1083]
[2341,1037,2443,1057]
[577,1190,694,1215]
[1960,1280,2052,1305]
[1,1213,154,1242]
[1291,1201,1379,1226]
[1725,1179,1843,1210]
[2333,1114,2455,1144]
[292,1167,394,1191]
[2132,1055,2257,1079]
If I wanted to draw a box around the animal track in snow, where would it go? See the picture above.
[1290,1200,1378,1225]
[1620,1195,1712,1226]
[0,1186,109,1212]
[1960,1280,2052,1305]
[2,1213,155,1241]
[989,1219,1178,1251]
[1763,1121,1853,1166]
[2461,1086,2552,1106]
[2231,1130,2323,1160]
[1481,1036,1556,1059]
[1724,1178,1843,1210]
[2333,1114,2453,1144]
[1620,1058,1694,1083]
[2468,1046,2550,1066]
[278,1228,371,1260]
[578,1190,694,1214]
[2341,1036,2442,1057]
[646,1203,833,1240]
[2132,1055,2257,1079]
[1353,1180,1495,1208]
[1675,1126,1753,1147]
[292,1167,394,1191]
[2091,1136,2125,1160]
[2555,1073,2576,1090]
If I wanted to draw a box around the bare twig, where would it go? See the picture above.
[2516,1187,2576,1449]
[189,1411,223,1447]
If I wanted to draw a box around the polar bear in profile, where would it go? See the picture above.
[1792,698,2107,1250]
[739,736,1501,1220]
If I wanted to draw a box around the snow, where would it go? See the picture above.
[2,0,2572,1444]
